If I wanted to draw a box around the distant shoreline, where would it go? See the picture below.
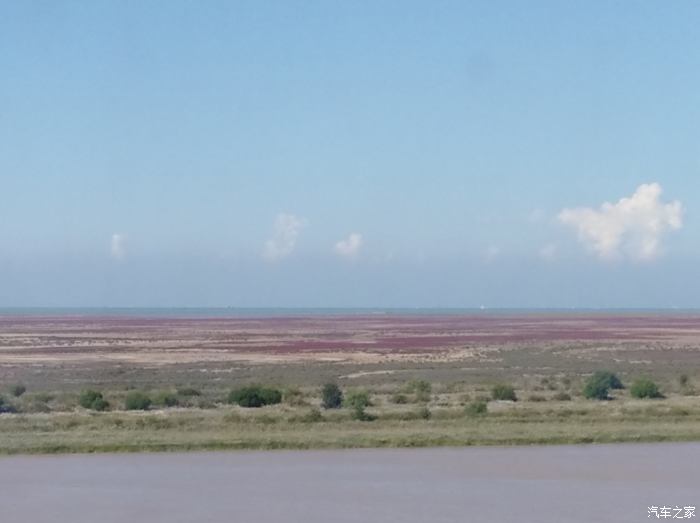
[1,306,700,318]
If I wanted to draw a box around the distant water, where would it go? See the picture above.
[0,307,698,318]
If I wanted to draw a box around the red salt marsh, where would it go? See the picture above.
[1,313,700,365]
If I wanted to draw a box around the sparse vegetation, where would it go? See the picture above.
[79,390,109,411]
[553,392,572,401]
[321,383,343,409]
[154,392,179,408]
[465,400,488,416]
[404,380,432,403]
[492,384,517,402]
[630,378,663,399]
[283,387,307,406]
[345,389,373,421]
[10,384,26,397]
[228,386,282,408]
[125,391,152,411]
[176,387,201,397]
[390,393,409,404]
[527,394,546,402]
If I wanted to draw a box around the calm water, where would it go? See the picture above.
[0,443,697,523]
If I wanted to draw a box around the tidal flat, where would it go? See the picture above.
[1,312,700,454]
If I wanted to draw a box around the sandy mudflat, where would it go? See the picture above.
[0,443,696,523]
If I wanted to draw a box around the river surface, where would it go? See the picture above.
[0,443,697,523]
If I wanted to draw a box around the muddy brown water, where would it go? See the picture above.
[0,444,697,523]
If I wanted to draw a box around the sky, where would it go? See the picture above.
[1,1,699,308]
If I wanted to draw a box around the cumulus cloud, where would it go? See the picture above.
[263,213,307,261]
[558,183,683,261]
[334,233,363,258]
[110,233,127,260]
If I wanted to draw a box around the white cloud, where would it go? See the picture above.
[110,233,127,261]
[334,233,363,258]
[558,183,683,261]
[263,213,307,261]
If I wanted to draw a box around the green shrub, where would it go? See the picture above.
[345,389,373,421]
[295,407,324,423]
[592,371,624,390]
[391,393,409,404]
[10,384,26,397]
[417,406,431,420]
[0,395,17,414]
[679,374,689,387]
[91,397,110,411]
[228,385,282,408]
[553,392,572,401]
[630,378,662,399]
[583,374,611,400]
[404,380,432,402]
[125,391,152,411]
[154,391,179,408]
[350,405,375,421]
[465,400,488,416]
[344,389,371,409]
[491,384,517,402]
[321,383,343,409]
[176,387,201,397]
[79,390,107,410]
[33,392,54,403]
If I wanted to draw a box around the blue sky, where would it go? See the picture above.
[1,2,699,307]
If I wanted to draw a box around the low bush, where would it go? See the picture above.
[294,407,324,423]
[91,397,110,411]
[10,384,26,397]
[583,373,612,400]
[176,387,201,397]
[404,380,432,402]
[321,383,343,409]
[391,393,409,404]
[553,392,572,401]
[345,389,373,421]
[416,406,431,420]
[465,400,488,416]
[228,385,282,408]
[492,384,517,402]
[593,371,624,390]
[79,390,109,411]
[0,396,16,414]
[527,394,546,402]
[630,378,663,399]
[344,389,371,409]
[154,391,179,408]
[125,391,152,411]
[283,387,307,406]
